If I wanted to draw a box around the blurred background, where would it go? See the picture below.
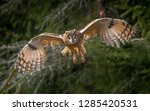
[0,0,150,93]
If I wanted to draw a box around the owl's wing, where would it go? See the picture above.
[80,18,135,47]
[15,32,64,73]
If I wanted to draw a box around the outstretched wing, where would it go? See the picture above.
[15,33,64,73]
[80,18,135,47]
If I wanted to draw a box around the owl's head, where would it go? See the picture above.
[63,29,79,45]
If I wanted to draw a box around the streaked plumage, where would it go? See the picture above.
[14,17,135,73]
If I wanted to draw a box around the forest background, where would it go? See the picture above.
[0,0,150,93]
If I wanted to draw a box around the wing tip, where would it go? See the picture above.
[15,44,46,74]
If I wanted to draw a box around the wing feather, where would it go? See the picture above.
[80,18,135,47]
[15,32,64,73]
[29,32,64,47]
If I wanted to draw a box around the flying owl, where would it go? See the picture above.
[14,18,135,73]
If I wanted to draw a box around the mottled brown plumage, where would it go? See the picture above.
[14,18,135,73]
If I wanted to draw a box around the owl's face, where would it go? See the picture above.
[64,29,78,45]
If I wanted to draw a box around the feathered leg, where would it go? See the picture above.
[61,46,78,63]
[68,46,78,63]
[61,47,71,56]
[78,44,86,63]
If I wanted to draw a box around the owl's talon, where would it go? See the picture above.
[73,57,77,64]
[81,58,85,63]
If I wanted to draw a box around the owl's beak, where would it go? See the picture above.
[70,34,76,44]
[70,29,77,44]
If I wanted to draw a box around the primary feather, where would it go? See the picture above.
[15,33,64,73]
[80,18,135,47]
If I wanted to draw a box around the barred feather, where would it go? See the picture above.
[80,18,135,47]
[14,33,64,73]
[14,44,46,73]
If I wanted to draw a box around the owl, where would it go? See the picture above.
[14,18,135,73]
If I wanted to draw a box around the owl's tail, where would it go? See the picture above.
[14,44,46,73]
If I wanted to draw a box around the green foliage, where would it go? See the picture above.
[0,0,150,93]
